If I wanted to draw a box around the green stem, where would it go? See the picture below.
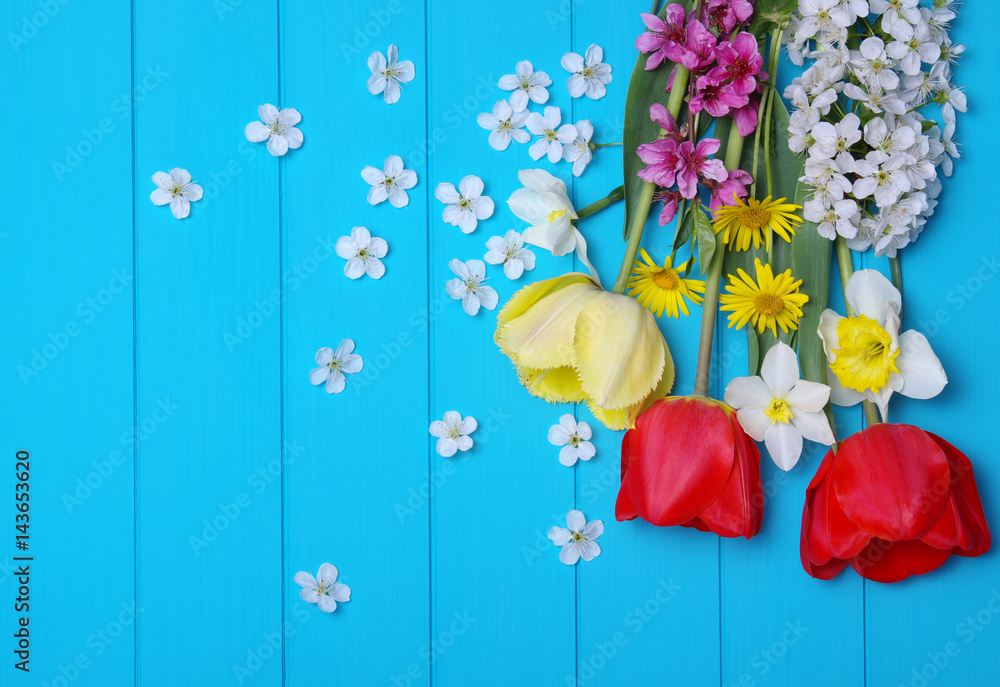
[693,129,746,397]
[834,236,882,425]
[612,66,691,295]
[576,185,624,219]
[764,28,782,198]
[591,142,622,148]
[889,255,902,295]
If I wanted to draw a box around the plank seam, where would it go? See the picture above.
[130,0,139,683]
[277,1,287,684]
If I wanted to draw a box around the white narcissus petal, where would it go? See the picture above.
[566,509,586,531]
[559,543,582,565]
[760,342,800,397]
[735,407,771,442]
[559,446,579,466]
[791,409,836,447]
[245,121,270,142]
[826,363,866,407]
[845,269,901,322]
[724,375,773,409]
[896,330,947,400]
[547,526,571,546]
[817,309,843,360]
[764,422,804,471]
[785,380,831,413]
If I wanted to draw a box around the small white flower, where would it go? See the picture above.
[366,44,415,104]
[561,44,612,100]
[294,563,351,613]
[852,152,912,208]
[526,106,578,163]
[547,414,595,467]
[309,340,363,394]
[429,410,477,457]
[871,0,921,33]
[850,37,899,91]
[564,120,594,177]
[498,60,551,112]
[244,104,304,157]
[724,343,836,471]
[477,99,530,151]
[362,155,417,208]
[434,175,495,234]
[809,113,862,159]
[547,510,603,565]
[150,168,203,219]
[445,259,498,316]
[886,21,939,76]
[335,227,387,280]
[805,197,860,240]
[484,229,535,280]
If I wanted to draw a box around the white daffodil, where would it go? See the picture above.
[310,340,364,394]
[561,44,612,100]
[335,227,387,280]
[294,563,351,613]
[362,155,417,208]
[477,99,530,151]
[507,169,598,282]
[498,60,551,112]
[445,259,498,316]
[724,343,836,471]
[563,119,594,177]
[244,104,304,157]
[150,168,203,219]
[526,106,577,163]
[547,510,603,565]
[429,410,477,457]
[547,414,596,467]
[818,269,947,421]
[434,175,495,234]
[366,44,415,104]
[484,229,535,280]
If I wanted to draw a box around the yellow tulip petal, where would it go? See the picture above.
[495,272,595,334]
[496,282,599,369]
[586,337,675,430]
[519,365,587,404]
[573,292,665,410]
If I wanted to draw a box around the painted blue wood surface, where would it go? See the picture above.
[1,1,998,686]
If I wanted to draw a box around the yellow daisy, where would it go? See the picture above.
[712,196,803,251]
[719,259,809,337]
[627,249,706,318]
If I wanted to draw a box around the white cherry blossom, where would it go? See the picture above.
[434,176,494,234]
[498,61,551,112]
[362,155,417,208]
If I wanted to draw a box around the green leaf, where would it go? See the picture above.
[622,0,693,241]
[748,0,798,36]
[692,205,717,277]
[791,178,832,387]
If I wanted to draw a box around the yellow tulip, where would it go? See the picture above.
[495,273,675,430]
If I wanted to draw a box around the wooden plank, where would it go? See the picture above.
[279,0,432,684]
[133,2,282,684]
[0,2,134,684]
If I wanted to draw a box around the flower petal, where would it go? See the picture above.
[896,330,947,400]
[845,269,901,322]
[245,121,270,142]
[764,422,803,471]
[760,342,799,397]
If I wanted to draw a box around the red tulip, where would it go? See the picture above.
[801,424,991,583]
[616,396,763,539]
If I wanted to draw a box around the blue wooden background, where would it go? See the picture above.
[1,1,998,685]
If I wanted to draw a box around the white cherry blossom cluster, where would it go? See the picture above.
[783,0,964,257]
[476,47,612,176]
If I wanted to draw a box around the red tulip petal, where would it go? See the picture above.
[832,424,951,542]
[682,516,711,533]
[802,449,871,566]
[928,434,992,557]
[615,481,638,521]
[620,430,631,481]
[626,398,735,526]
[696,420,763,538]
[848,538,953,583]
[805,557,851,581]
[921,492,971,552]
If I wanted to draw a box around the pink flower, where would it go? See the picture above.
[637,138,682,187]
[706,0,754,34]
[636,6,687,71]
[649,103,686,142]
[676,138,728,199]
[677,18,719,71]
[706,169,753,212]
[690,74,749,118]
[731,73,766,137]
[654,188,683,225]
[712,32,764,96]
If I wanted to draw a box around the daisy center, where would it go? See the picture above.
[740,207,772,229]
[753,292,785,316]
[651,269,680,291]
[547,209,568,223]
[765,398,793,424]
[831,315,901,393]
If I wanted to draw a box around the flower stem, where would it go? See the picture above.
[764,27,783,198]
[612,66,691,295]
[576,185,624,219]
[834,236,882,425]
[889,255,903,295]
[693,129,746,397]
[592,142,623,149]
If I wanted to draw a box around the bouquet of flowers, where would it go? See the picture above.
[493,0,989,583]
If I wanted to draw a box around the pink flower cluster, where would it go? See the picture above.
[637,104,751,225]
[636,1,763,136]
